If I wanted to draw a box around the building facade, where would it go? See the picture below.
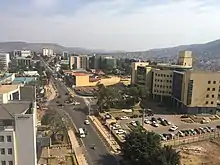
[0,53,10,70]
[42,48,53,57]
[0,85,37,165]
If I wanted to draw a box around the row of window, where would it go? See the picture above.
[1,161,13,165]
[154,79,172,83]
[154,90,172,94]
[207,88,216,91]
[0,136,12,143]
[208,80,217,84]
[206,94,215,98]
[0,148,13,155]
[155,73,172,78]
[205,101,214,104]
[154,85,172,89]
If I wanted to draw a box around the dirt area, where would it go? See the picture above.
[179,140,220,165]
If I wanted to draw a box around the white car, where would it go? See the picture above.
[120,116,129,120]
[116,129,126,135]
[111,124,121,130]
[144,119,151,124]
[130,121,138,127]
[84,120,90,125]
[152,121,159,127]
[169,125,178,131]
[74,101,80,105]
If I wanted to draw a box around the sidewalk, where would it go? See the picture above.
[68,130,88,165]
[89,116,121,154]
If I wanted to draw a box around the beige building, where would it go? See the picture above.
[177,51,193,66]
[172,71,220,114]
[69,55,81,69]
[131,62,149,84]
[79,55,89,69]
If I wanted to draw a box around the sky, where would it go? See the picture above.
[1,0,220,51]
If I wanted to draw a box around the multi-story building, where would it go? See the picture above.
[62,51,69,60]
[13,50,31,58]
[131,62,149,84]
[69,55,81,69]
[42,48,53,57]
[79,55,89,69]
[0,85,37,165]
[172,71,220,114]
[0,53,10,70]
[14,57,33,68]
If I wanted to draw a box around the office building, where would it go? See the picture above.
[14,57,33,68]
[69,55,81,69]
[172,71,220,114]
[13,50,31,58]
[0,85,37,165]
[0,53,10,70]
[42,48,53,57]
[62,51,69,60]
[131,51,220,114]
[79,55,89,69]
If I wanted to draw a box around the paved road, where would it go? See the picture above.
[49,78,118,165]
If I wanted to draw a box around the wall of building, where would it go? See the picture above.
[177,51,192,67]
[0,129,16,165]
[131,62,149,84]
[74,75,121,87]
[152,69,173,97]
[15,114,37,165]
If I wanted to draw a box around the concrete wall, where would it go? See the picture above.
[15,114,37,165]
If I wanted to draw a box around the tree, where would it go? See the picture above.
[122,127,181,165]
[155,145,181,165]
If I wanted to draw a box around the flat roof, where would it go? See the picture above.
[0,102,30,120]
[72,72,89,76]
[0,85,19,94]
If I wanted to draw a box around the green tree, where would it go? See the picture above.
[122,128,181,165]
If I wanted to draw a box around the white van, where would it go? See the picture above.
[78,128,86,138]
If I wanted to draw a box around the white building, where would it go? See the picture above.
[13,50,31,58]
[0,53,10,70]
[42,48,53,57]
[0,85,37,165]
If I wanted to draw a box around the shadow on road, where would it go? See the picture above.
[95,153,129,165]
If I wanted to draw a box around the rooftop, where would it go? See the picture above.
[0,102,31,120]
[0,85,19,94]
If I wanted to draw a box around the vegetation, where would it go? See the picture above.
[122,128,181,165]
[95,84,147,111]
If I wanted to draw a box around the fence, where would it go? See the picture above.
[162,131,220,146]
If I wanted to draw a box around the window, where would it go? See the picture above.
[212,88,215,91]
[213,81,216,84]
[207,88,210,91]
[206,94,209,98]
[8,148,12,155]
[0,148,5,155]
[211,101,214,104]
[7,136,11,142]
[205,101,209,104]
[208,81,211,84]
[8,161,13,165]
[1,161,6,165]
[212,95,215,98]
[0,136,4,142]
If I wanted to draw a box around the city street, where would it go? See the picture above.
[48,77,118,165]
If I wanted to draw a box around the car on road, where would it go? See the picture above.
[169,125,178,131]
[58,103,64,107]
[84,120,90,125]
[120,116,129,120]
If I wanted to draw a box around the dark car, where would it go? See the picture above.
[56,101,60,104]
[58,104,64,107]
[151,117,157,122]
[216,125,220,129]
[65,92,68,95]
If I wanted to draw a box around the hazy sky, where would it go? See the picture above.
[1,0,220,51]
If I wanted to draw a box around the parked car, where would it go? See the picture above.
[159,134,167,141]
[144,119,151,124]
[116,129,126,135]
[199,127,206,133]
[84,119,90,125]
[177,131,185,137]
[164,119,171,125]
[194,128,201,134]
[189,129,197,135]
[151,117,157,122]
[120,116,129,120]
[151,121,159,127]
[216,125,220,129]
[169,125,178,131]
[130,121,138,127]
[105,114,111,119]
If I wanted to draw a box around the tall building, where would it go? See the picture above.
[0,53,10,70]
[0,85,37,165]
[131,62,149,84]
[62,51,69,60]
[42,48,53,57]
[172,71,220,114]
[69,55,81,69]
[79,55,89,69]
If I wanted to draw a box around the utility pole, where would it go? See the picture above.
[142,109,146,127]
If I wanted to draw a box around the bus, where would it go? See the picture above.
[78,128,86,138]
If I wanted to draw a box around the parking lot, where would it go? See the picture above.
[102,111,220,143]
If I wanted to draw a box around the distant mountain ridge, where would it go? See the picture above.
[0,41,124,54]
[1,39,220,59]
